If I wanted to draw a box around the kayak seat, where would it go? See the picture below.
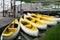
[25,25,33,29]
[10,24,18,28]
[25,25,37,30]
[26,17,32,21]
[34,20,43,25]
[26,17,36,22]
[2,28,14,36]
[8,28,17,32]
[31,15,37,18]
[31,25,37,30]
[21,21,29,25]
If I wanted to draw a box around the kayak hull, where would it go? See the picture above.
[20,23,39,36]
[32,23,47,29]
[47,18,60,22]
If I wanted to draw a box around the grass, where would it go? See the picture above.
[40,24,60,40]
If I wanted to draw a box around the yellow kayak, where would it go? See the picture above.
[36,13,60,22]
[1,19,20,40]
[27,13,42,18]
[20,18,38,36]
[27,13,57,25]
[24,15,47,29]
[42,15,60,22]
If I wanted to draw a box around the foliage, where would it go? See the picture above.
[40,24,60,40]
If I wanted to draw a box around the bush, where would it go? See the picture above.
[40,24,60,40]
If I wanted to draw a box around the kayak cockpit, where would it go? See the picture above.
[40,18,54,22]
[26,17,32,21]
[31,15,37,18]
[10,24,18,28]
[26,17,43,25]
[2,23,18,36]
[20,19,37,30]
